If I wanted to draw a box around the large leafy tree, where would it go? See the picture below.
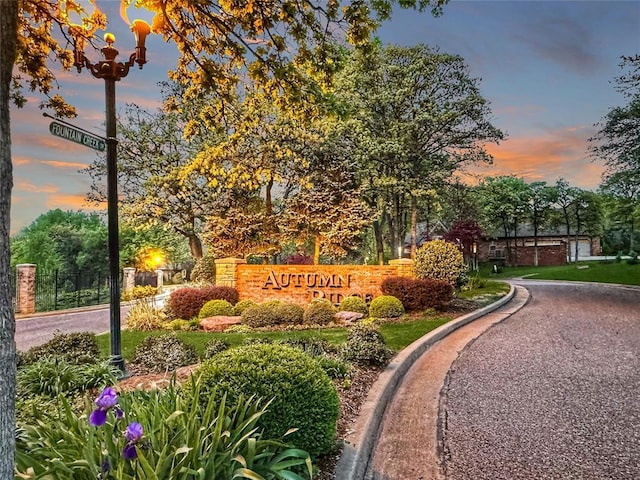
[476,176,530,266]
[337,43,503,262]
[600,170,640,253]
[590,55,640,180]
[85,83,225,260]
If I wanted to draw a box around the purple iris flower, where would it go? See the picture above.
[90,387,119,426]
[122,444,138,460]
[122,422,144,460]
[124,422,143,443]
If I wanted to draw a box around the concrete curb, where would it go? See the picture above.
[335,284,518,480]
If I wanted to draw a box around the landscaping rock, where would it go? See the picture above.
[200,315,241,332]
[335,311,365,324]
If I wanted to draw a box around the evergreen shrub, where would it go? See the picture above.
[369,295,404,318]
[233,299,257,316]
[338,296,369,316]
[414,239,467,286]
[198,299,234,318]
[303,298,337,325]
[21,331,100,365]
[130,334,198,374]
[193,344,340,457]
[241,301,304,327]
[340,324,393,367]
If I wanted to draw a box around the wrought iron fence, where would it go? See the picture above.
[35,270,114,312]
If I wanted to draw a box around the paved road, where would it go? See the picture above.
[441,281,640,479]
[15,305,129,351]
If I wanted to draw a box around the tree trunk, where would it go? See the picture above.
[188,233,203,259]
[564,209,572,263]
[513,220,519,267]
[0,2,18,476]
[265,178,274,216]
[373,220,384,265]
[410,194,417,259]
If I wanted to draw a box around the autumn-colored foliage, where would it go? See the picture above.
[166,286,239,319]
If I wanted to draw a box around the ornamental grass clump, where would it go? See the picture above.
[20,331,100,365]
[16,381,314,479]
[193,343,340,457]
[414,239,467,287]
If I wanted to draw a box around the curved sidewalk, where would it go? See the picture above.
[336,284,530,480]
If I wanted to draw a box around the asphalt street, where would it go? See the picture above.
[441,281,640,479]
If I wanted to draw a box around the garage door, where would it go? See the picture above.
[569,240,591,259]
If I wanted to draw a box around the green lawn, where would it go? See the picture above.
[479,261,640,285]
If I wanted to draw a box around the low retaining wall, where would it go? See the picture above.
[215,258,414,306]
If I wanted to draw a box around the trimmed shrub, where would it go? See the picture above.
[338,296,369,316]
[130,334,198,374]
[233,299,257,316]
[203,338,229,359]
[166,286,239,319]
[381,276,453,311]
[241,302,281,328]
[199,299,234,318]
[369,295,404,318]
[303,298,337,325]
[190,255,216,283]
[241,301,304,327]
[275,303,305,325]
[21,332,100,365]
[193,344,340,456]
[340,324,393,367]
[414,239,467,286]
[277,337,336,357]
[125,297,166,331]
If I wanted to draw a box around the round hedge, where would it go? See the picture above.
[338,296,369,316]
[413,239,467,286]
[369,295,404,318]
[192,344,339,456]
[232,299,257,316]
[303,298,337,325]
[198,299,234,318]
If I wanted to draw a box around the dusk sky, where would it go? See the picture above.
[10,0,640,235]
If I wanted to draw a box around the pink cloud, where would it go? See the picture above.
[40,160,88,169]
[467,126,603,189]
[45,193,91,210]
[13,155,32,166]
[15,181,59,194]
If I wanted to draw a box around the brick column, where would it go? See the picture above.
[123,267,136,291]
[215,257,246,287]
[16,264,36,314]
[389,258,414,278]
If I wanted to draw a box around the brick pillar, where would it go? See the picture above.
[123,267,136,291]
[389,258,414,278]
[215,257,246,287]
[16,264,36,314]
[155,269,164,291]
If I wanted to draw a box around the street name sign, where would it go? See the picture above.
[49,121,106,152]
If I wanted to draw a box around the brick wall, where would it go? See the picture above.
[216,258,414,306]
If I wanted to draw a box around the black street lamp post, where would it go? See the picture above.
[71,21,151,373]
